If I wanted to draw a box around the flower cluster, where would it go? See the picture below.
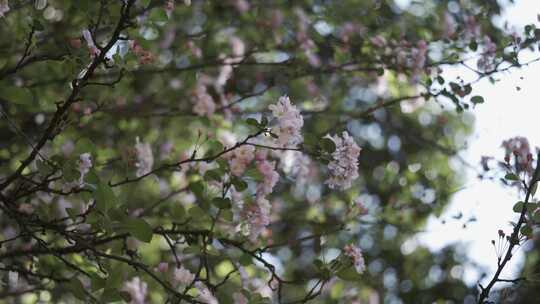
[195,282,218,304]
[191,78,216,118]
[0,0,9,17]
[174,265,195,286]
[501,136,533,174]
[343,244,366,274]
[129,40,154,65]
[77,153,92,185]
[135,137,154,177]
[256,159,279,196]
[122,277,148,304]
[325,131,361,190]
[477,35,497,72]
[268,96,304,147]
[243,196,271,242]
[228,145,255,176]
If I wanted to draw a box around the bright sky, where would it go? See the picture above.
[416,0,540,288]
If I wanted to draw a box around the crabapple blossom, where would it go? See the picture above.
[122,277,148,304]
[477,36,497,71]
[156,262,168,273]
[0,0,9,17]
[195,282,218,304]
[502,136,533,174]
[256,160,279,196]
[82,29,100,57]
[78,153,92,184]
[232,292,248,304]
[325,131,361,190]
[135,137,154,177]
[343,244,366,274]
[242,196,271,242]
[228,145,255,176]
[192,82,216,117]
[442,12,456,38]
[268,96,304,147]
[173,265,195,285]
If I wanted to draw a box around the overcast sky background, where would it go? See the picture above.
[403,0,540,287]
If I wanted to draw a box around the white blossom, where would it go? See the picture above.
[135,137,154,177]
[82,29,100,57]
[173,265,195,285]
[0,0,9,17]
[192,82,216,117]
[325,131,361,190]
[122,277,148,304]
[78,153,92,184]
[268,96,304,147]
[195,282,218,304]
[343,244,366,274]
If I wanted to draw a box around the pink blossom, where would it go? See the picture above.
[464,15,480,40]
[192,83,216,117]
[122,277,148,304]
[442,12,456,39]
[353,197,368,215]
[501,136,532,174]
[156,262,168,273]
[233,292,248,304]
[243,196,271,242]
[231,0,249,13]
[325,131,361,190]
[228,145,255,176]
[477,36,497,71]
[370,35,387,48]
[268,96,304,147]
[256,160,279,195]
[343,244,366,274]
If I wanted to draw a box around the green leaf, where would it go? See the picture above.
[189,181,205,197]
[231,176,248,191]
[67,278,86,300]
[246,118,260,127]
[471,95,485,105]
[150,8,169,23]
[204,169,223,182]
[188,206,209,221]
[436,76,445,85]
[505,173,519,181]
[336,266,363,281]
[512,201,537,213]
[521,225,533,237]
[101,288,125,302]
[239,253,252,266]
[122,218,153,243]
[95,182,115,212]
[469,40,478,51]
[212,197,231,209]
[320,138,336,153]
